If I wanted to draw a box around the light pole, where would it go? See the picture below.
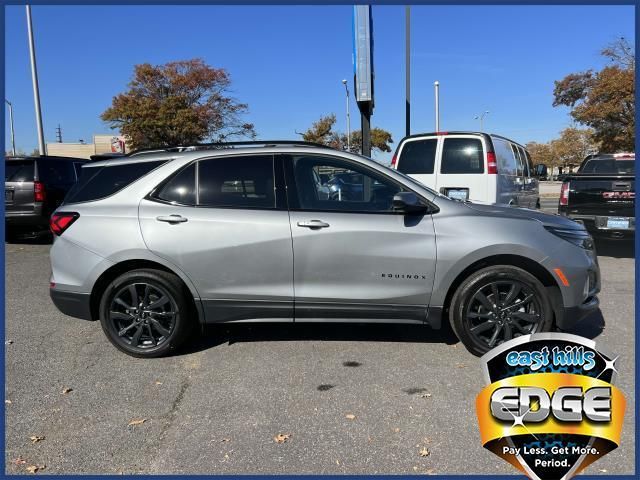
[26,5,46,156]
[341,79,351,151]
[5,99,16,156]
[434,81,440,132]
[474,110,490,132]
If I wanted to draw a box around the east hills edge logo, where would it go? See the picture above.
[476,333,625,480]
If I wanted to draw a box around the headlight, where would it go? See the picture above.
[545,226,595,250]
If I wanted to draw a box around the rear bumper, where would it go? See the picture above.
[560,212,635,236]
[5,211,47,227]
[50,288,93,320]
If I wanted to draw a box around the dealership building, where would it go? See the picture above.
[46,134,127,159]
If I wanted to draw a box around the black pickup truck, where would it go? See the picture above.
[558,153,635,239]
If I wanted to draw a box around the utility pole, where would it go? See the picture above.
[26,5,46,156]
[5,99,16,156]
[55,124,62,143]
[434,81,440,132]
[405,6,411,137]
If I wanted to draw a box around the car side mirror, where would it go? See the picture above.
[392,192,429,214]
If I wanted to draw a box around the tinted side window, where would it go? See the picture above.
[518,146,530,176]
[65,161,165,204]
[511,144,524,176]
[292,155,401,212]
[397,138,437,174]
[198,155,275,208]
[155,164,196,205]
[492,138,517,175]
[5,160,34,182]
[38,160,75,184]
[441,138,484,174]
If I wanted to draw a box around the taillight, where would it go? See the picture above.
[391,154,397,168]
[34,181,46,202]
[50,212,79,236]
[487,152,498,174]
[560,182,570,206]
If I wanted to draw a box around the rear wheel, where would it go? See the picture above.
[449,266,553,356]
[99,269,193,358]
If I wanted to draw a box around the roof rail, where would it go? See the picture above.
[128,140,336,157]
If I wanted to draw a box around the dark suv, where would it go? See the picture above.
[5,155,86,239]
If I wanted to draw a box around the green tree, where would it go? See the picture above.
[301,114,393,154]
[553,38,634,151]
[102,59,256,150]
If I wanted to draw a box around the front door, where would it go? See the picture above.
[138,154,294,323]
[283,154,437,323]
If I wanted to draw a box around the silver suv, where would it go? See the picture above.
[49,142,600,357]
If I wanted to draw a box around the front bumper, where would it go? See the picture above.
[556,295,600,331]
[50,288,93,320]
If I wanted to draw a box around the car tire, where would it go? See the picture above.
[99,269,194,358]
[449,265,553,356]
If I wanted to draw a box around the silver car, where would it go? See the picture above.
[49,142,600,357]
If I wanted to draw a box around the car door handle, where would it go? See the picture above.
[297,220,330,229]
[156,215,188,224]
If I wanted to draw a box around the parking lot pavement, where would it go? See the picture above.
[4,238,635,475]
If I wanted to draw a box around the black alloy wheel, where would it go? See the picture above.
[450,265,554,356]
[99,269,193,357]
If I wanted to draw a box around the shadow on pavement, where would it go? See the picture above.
[5,233,53,245]
[595,238,634,259]
[563,308,605,340]
[179,322,461,356]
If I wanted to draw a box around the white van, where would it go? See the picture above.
[391,131,540,208]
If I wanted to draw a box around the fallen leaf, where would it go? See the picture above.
[419,447,430,457]
[345,414,356,420]
[425,468,436,475]
[128,419,146,426]
[273,433,290,443]
[394,428,400,433]
[155,381,163,385]
[5,399,12,404]
[61,388,73,395]
[598,469,608,473]
[6,340,14,345]
[29,436,44,444]
[26,465,45,473]
[13,456,26,465]
[456,363,466,368]
[413,466,418,471]
[336,460,340,465]
[221,438,231,443]
[420,393,432,398]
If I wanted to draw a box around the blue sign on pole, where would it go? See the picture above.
[353,5,374,111]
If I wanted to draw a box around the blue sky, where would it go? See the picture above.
[4,4,635,161]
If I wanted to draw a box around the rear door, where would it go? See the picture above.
[138,154,294,323]
[510,143,527,206]
[438,135,488,203]
[518,146,538,209]
[395,136,438,189]
[5,159,36,214]
[285,153,436,323]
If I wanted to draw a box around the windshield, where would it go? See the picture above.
[581,158,635,175]
[5,160,35,182]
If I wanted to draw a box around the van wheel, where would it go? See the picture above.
[99,269,193,358]
[449,266,553,356]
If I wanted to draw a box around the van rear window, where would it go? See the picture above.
[64,160,166,204]
[441,138,484,174]
[397,138,437,174]
[5,160,34,182]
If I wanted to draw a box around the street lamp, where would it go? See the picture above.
[474,110,490,132]
[341,79,351,151]
[5,99,16,156]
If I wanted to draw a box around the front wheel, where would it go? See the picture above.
[99,269,193,358]
[449,266,553,356]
